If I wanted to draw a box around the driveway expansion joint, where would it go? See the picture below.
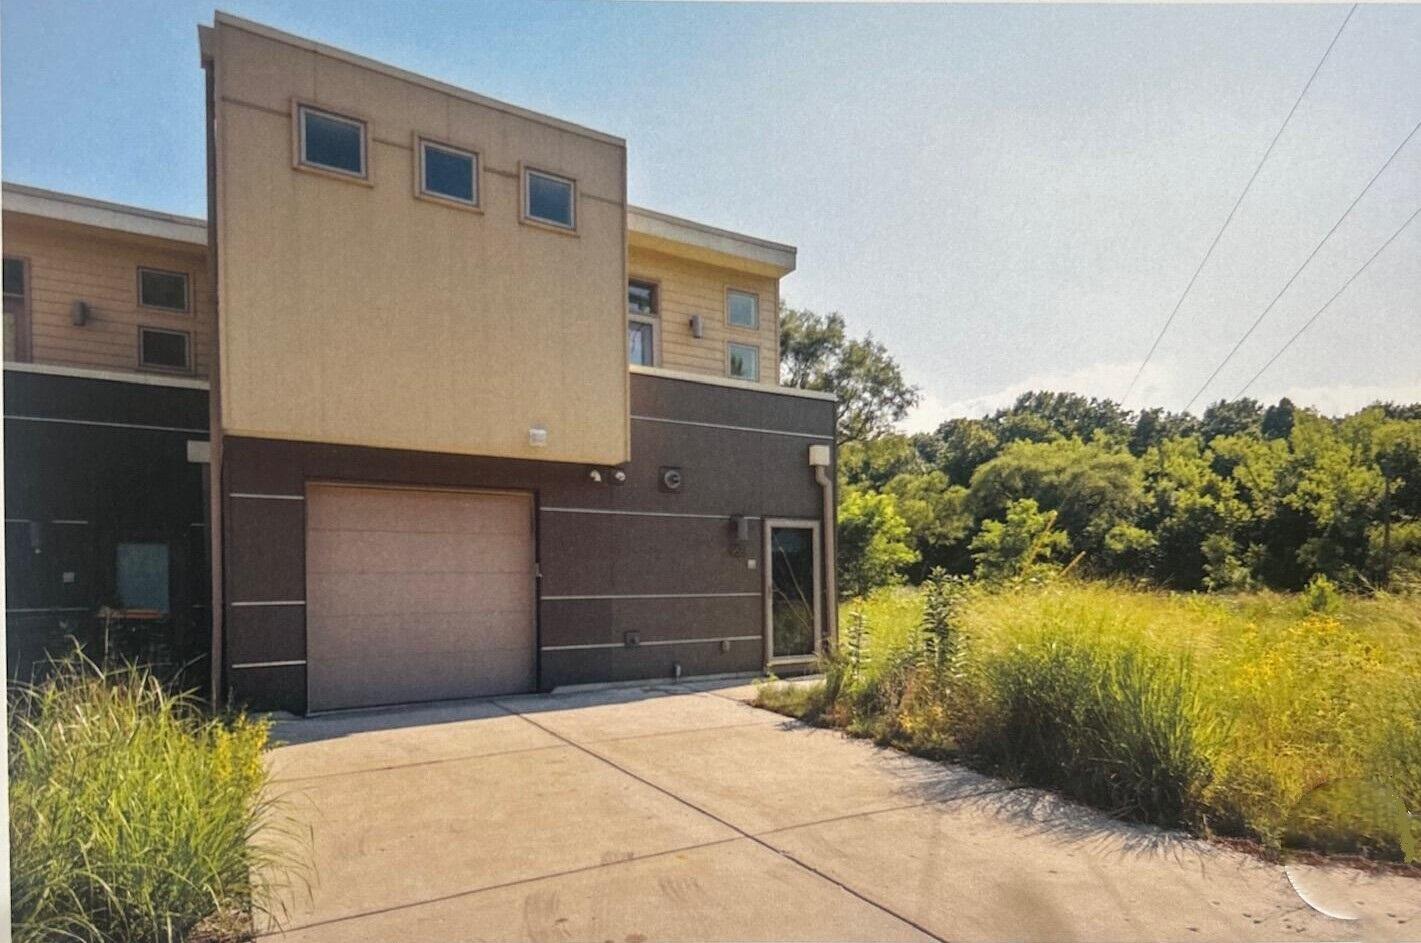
[489,696,951,943]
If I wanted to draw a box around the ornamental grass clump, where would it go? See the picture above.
[9,653,293,943]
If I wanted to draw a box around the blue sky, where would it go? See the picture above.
[3,2,1418,427]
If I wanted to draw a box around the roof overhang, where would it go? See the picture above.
[628,205,796,278]
[2,183,207,247]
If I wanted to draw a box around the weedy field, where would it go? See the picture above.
[757,579,1421,864]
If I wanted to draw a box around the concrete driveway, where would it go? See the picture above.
[261,680,1418,942]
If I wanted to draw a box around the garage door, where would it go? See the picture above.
[305,484,536,712]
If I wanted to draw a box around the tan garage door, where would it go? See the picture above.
[305,484,536,712]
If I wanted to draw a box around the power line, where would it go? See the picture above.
[1232,204,1420,401]
[1120,3,1358,407]
[1182,116,1421,412]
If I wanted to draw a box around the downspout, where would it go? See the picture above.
[809,445,837,649]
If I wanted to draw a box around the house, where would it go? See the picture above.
[3,12,836,714]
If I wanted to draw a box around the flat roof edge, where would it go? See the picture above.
[630,365,836,402]
[212,11,626,149]
[628,205,796,274]
[2,183,207,246]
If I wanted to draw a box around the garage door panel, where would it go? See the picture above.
[307,487,532,536]
[310,647,534,711]
[308,571,531,617]
[305,486,536,711]
[306,530,530,576]
[308,611,534,656]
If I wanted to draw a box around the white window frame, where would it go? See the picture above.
[628,278,658,367]
[137,267,191,314]
[417,137,479,208]
[727,341,760,382]
[522,167,577,231]
[138,326,192,373]
[296,103,368,180]
[726,288,760,330]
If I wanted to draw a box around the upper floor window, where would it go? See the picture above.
[3,256,29,361]
[419,138,478,206]
[728,342,759,381]
[138,267,190,313]
[727,289,759,329]
[139,327,191,372]
[628,279,658,367]
[524,168,575,230]
[298,104,367,178]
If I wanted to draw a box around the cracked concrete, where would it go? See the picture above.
[258,680,1419,942]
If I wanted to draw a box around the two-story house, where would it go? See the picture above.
[4,12,836,714]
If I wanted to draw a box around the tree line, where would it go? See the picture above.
[779,305,1421,596]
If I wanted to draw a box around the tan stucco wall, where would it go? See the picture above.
[2,212,214,377]
[627,245,780,385]
[209,18,629,463]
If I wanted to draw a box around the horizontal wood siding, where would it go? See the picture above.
[2,214,213,378]
[628,246,779,385]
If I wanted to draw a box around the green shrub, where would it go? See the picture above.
[9,654,293,942]
[764,581,1421,862]
[1301,573,1342,614]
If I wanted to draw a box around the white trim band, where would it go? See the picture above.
[543,635,761,652]
[4,360,211,390]
[543,592,759,601]
[5,414,209,435]
[630,364,835,402]
[541,507,760,521]
[631,414,833,441]
[229,492,305,501]
[229,600,306,608]
[7,606,92,614]
[231,659,306,670]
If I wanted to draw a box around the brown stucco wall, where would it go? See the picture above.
[221,371,834,712]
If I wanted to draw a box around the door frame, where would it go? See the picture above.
[762,517,823,669]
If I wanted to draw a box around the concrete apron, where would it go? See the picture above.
[256,681,1419,942]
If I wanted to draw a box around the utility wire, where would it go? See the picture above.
[1120,3,1358,406]
[1232,203,1421,400]
[1182,116,1421,412]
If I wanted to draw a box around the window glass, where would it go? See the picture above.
[628,280,657,315]
[301,107,364,175]
[139,269,188,311]
[422,142,476,204]
[526,171,574,228]
[3,258,25,299]
[140,328,189,370]
[728,343,759,380]
[117,542,169,613]
[728,290,759,329]
[629,321,655,366]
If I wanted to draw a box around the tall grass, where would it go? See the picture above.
[8,654,294,942]
[759,581,1421,862]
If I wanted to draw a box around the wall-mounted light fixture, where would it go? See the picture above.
[528,426,548,448]
[71,301,90,326]
[690,314,704,339]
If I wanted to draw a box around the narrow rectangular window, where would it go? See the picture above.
[524,169,575,229]
[138,267,190,312]
[3,256,28,361]
[727,289,759,329]
[628,279,657,366]
[298,105,366,177]
[139,327,191,371]
[728,342,759,381]
[419,139,477,205]
[629,321,655,366]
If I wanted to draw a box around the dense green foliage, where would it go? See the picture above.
[757,580,1421,862]
[778,305,921,444]
[9,656,293,942]
[838,392,1421,593]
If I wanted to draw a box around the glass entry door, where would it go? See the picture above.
[764,520,822,664]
